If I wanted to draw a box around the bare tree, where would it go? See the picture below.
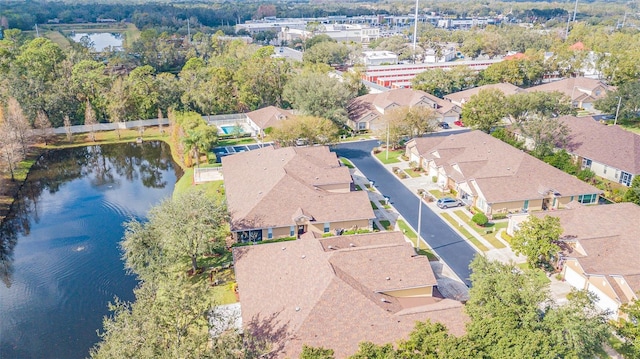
[6,98,31,157]
[157,108,164,134]
[85,100,98,142]
[63,115,73,142]
[34,110,53,146]
[0,105,22,181]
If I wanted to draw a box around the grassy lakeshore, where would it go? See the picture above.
[0,126,178,223]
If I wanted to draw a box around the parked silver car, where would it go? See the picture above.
[436,197,463,209]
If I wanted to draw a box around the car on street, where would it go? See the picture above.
[436,197,464,209]
[453,120,465,127]
[438,122,450,129]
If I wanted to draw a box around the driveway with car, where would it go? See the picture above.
[334,140,477,286]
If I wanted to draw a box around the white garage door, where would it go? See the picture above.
[587,283,620,317]
[410,153,420,163]
[564,266,586,290]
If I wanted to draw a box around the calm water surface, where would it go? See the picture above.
[0,141,182,359]
[71,33,123,52]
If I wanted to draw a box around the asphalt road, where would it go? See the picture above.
[333,139,477,286]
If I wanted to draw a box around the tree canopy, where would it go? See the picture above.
[511,215,563,270]
[460,88,507,133]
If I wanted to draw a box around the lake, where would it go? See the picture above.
[0,141,182,359]
[71,32,123,52]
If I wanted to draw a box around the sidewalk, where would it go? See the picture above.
[365,151,577,301]
[348,163,470,297]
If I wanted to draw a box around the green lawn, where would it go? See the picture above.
[454,210,507,249]
[441,213,489,251]
[379,220,391,230]
[370,201,379,210]
[355,184,363,191]
[404,168,422,178]
[429,189,446,199]
[379,200,391,209]
[340,157,355,169]
[374,149,404,164]
[516,263,551,284]
[396,219,438,261]
[174,170,225,198]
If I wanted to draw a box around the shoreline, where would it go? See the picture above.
[0,127,180,226]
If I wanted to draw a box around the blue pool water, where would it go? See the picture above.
[220,125,244,135]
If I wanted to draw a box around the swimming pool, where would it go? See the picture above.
[220,125,244,135]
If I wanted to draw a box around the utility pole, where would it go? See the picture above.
[412,0,419,64]
[572,0,579,22]
[416,197,423,248]
[614,96,622,126]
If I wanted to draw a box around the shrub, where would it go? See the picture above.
[492,213,508,220]
[408,160,418,169]
[472,212,489,226]
[432,176,438,183]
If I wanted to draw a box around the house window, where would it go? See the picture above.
[324,222,330,233]
[358,122,367,130]
[603,166,607,174]
[620,172,632,186]
[581,158,592,169]
[523,200,529,211]
[578,194,598,204]
[290,226,295,237]
[267,227,273,239]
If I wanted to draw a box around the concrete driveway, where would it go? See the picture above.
[333,140,478,286]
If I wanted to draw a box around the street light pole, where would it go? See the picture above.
[614,96,622,126]
[386,121,390,161]
[416,197,422,248]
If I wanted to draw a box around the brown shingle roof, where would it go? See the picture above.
[534,203,640,292]
[559,115,640,174]
[246,106,292,130]
[409,131,601,204]
[444,83,524,106]
[526,77,613,102]
[348,88,460,124]
[222,146,374,230]
[233,232,467,358]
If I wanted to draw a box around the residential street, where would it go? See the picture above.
[334,139,477,286]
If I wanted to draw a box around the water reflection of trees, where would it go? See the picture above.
[0,141,180,287]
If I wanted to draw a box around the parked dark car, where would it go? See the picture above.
[436,197,463,209]
[439,122,450,129]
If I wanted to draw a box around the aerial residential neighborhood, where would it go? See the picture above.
[1,0,640,358]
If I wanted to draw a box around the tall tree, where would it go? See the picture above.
[148,190,227,273]
[271,115,339,147]
[511,215,563,270]
[34,110,53,146]
[460,88,507,133]
[623,176,640,205]
[0,104,22,181]
[63,115,72,142]
[520,115,570,158]
[5,97,31,156]
[85,100,98,142]
[616,297,640,358]
[465,257,609,358]
[283,70,355,125]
